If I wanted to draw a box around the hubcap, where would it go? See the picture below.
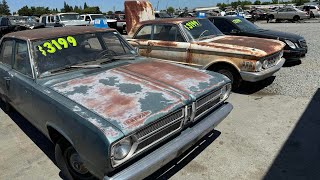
[69,153,89,174]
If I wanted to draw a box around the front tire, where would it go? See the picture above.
[55,139,96,180]
[293,15,300,22]
[216,67,241,90]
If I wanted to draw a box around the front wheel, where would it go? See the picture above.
[216,68,241,90]
[293,16,300,22]
[55,139,96,180]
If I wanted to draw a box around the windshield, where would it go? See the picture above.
[159,13,172,18]
[182,19,223,41]
[230,18,260,32]
[10,16,36,24]
[91,15,106,20]
[60,14,80,21]
[32,31,136,77]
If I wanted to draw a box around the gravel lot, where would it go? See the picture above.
[254,22,320,99]
[0,22,319,180]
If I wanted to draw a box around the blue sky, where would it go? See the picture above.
[8,0,221,13]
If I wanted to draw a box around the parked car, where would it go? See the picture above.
[39,13,89,27]
[155,11,173,18]
[225,11,252,20]
[106,12,126,34]
[0,26,232,180]
[268,7,309,21]
[302,5,320,18]
[8,16,45,29]
[0,17,27,37]
[209,16,307,61]
[80,14,117,28]
[249,9,269,20]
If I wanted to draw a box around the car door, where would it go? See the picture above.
[7,40,37,125]
[146,24,189,64]
[0,39,14,101]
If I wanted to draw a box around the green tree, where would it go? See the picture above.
[0,0,10,15]
[18,5,32,16]
[254,0,261,5]
[167,6,175,14]
[83,6,101,14]
[84,2,88,9]
[107,10,113,15]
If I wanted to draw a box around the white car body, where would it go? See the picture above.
[269,7,309,20]
[80,14,117,25]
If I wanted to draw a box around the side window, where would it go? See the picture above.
[41,17,46,24]
[213,19,234,33]
[49,16,54,23]
[102,33,130,55]
[153,25,184,42]
[13,41,32,76]
[135,25,152,40]
[0,40,14,66]
[85,16,91,21]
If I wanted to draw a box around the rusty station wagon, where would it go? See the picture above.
[0,26,233,179]
[125,1,286,89]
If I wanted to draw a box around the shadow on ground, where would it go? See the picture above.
[145,130,221,180]
[263,88,320,180]
[283,59,302,67]
[233,76,276,95]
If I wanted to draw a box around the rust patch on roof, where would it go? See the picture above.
[4,26,113,41]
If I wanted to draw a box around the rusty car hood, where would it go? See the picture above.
[50,60,228,135]
[196,35,285,58]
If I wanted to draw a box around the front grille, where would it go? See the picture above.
[195,98,220,120]
[194,89,222,121]
[135,109,183,140]
[299,39,307,48]
[263,51,282,68]
[135,121,182,153]
[196,89,221,109]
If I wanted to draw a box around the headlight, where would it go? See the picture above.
[262,60,268,69]
[255,61,262,72]
[220,83,232,101]
[112,137,133,160]
[285,40,296,49]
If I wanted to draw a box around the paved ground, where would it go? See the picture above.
[1,22,320,180]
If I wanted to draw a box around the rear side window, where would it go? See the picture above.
[135,25,152,40]
[153,25,184,42]
[41,17,46,24]
[0,40,14,66]
[13,41,32,76]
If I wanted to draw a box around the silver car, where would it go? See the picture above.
[268,7,309,21]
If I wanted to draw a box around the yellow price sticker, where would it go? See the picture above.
[184,20,201,30]
[37,36,77,56]
[232,19,242,24]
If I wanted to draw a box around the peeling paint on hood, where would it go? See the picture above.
[51,61,226,135]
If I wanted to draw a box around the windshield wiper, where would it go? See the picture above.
[98,55,136,65]
[40,64,101,77]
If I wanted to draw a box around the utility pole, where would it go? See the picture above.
[157,0,160,11]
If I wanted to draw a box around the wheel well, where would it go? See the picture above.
[293,15,300,19]
[47,126,64,145]
[206,62,239,74]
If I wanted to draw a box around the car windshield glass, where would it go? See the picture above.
[182,19,223,41]
[32,31,136,77]
[230,18,260,32]
[159,13,172,18]
[60,14,80,21]
[91,15,106,20]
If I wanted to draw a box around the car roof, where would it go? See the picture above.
[139,18,201,25]
[209,16,239,20]
[3,26,114,41]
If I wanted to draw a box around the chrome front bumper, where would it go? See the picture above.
[103,103,233,180]
[240,58,285,82]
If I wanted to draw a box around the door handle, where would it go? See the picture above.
[4,77,10,90]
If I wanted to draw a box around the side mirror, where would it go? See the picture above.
[231,29,240,34]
